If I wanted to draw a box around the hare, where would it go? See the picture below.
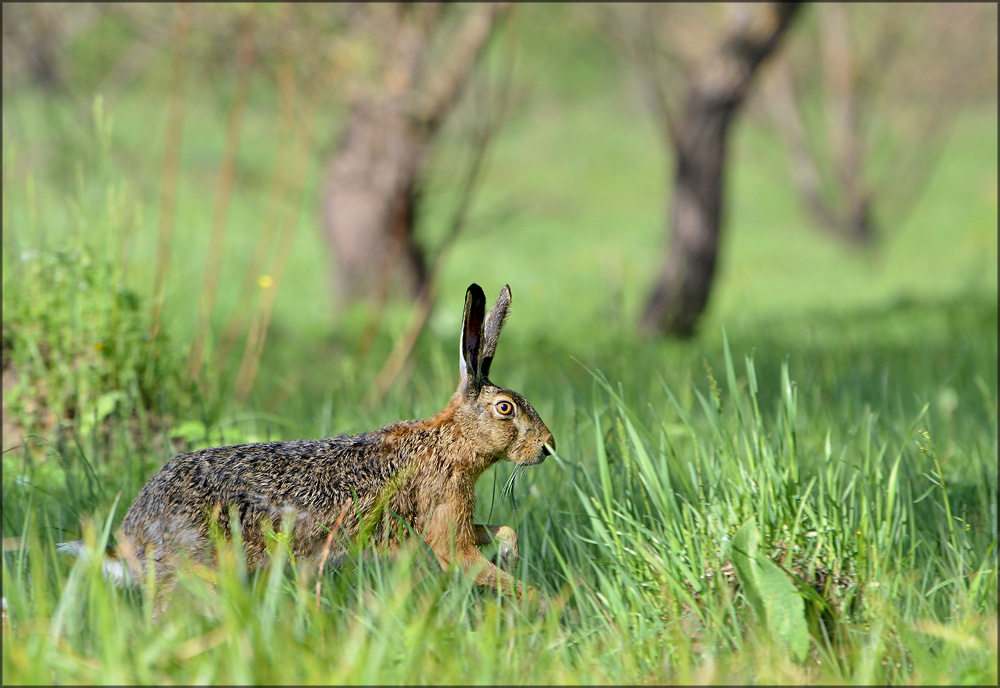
[94,283,553,608]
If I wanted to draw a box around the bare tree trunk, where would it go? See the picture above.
[1,4,101,91]
[641,3,801,337]
[321,3,505,305]
[322,103,428,301]
[763,4,875,246]
[819,2,870,243]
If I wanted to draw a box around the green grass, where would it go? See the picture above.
[2,5,997,683]
[3,317,996,683]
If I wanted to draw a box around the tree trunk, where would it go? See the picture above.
[321,102,428,302]
[321,3,506,305]
[641,3,801,337]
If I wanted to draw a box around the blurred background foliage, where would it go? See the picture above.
[2,2,995,427]
[2,0,996,478]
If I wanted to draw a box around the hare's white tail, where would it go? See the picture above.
[56,540,136,587]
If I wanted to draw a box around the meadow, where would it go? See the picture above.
[2,7,998,684]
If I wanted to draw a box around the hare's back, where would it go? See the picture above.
[122,433,398,541]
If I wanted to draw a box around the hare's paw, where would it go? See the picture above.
[491,525,519,571]
[522,584,549,617]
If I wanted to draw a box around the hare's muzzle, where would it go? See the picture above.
[534,435,555,463]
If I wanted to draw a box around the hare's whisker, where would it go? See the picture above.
[501,464,522,501]
[505,465,520,494]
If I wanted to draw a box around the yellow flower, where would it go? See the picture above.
[257,275,274,289]
[94,342,104,351]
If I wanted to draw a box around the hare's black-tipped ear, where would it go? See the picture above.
[480,284,511,379]
[460,283,487,394]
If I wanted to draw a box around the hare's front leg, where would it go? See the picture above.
[464,549,547,614]
[423,507,541,607]
[473,524,518,571]
[436,536,546,611]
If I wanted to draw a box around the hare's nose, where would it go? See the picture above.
[542,434,555,455]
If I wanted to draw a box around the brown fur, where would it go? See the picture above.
[115,283,553,607]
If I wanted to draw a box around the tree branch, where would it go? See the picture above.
[415,3,509,134]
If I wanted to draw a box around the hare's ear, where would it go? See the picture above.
[480,284,511,379]
[460,283,487,395]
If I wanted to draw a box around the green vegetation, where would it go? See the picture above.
[2,6,996,684]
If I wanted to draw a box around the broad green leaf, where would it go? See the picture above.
[731,520,809,662]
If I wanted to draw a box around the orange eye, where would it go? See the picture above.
[495,400,514,416]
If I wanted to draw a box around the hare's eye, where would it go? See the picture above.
[495,400,514,417]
